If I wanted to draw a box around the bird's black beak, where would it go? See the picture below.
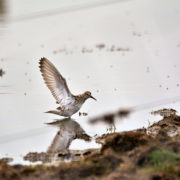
[90,95,97,101]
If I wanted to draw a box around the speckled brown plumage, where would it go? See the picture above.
[39,57,96,117]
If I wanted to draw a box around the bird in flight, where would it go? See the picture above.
[39,57,96,117]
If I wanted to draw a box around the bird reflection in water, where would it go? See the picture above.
[24,118,91,163]
[47,118,91,153]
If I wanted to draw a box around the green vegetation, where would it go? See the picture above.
[147,150,180,174]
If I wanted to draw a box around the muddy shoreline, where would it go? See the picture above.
[1,112,180,180]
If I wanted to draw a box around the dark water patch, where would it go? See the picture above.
[0,68,5,77]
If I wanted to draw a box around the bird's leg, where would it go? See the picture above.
[106,127,109,133]
[110,126,113,133]
[106,123,116,133]
[106,126,112,134]
[79,112,88,116]
[112,122,116,133]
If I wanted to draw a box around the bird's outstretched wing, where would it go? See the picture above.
[47,129,76,153]
[46,119,91,153]
[39,57,75,107]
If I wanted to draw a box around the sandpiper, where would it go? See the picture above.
[39,57,96,117]
[46,118,91,153]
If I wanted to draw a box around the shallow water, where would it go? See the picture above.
[0,0,180,164]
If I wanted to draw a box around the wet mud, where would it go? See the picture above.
[0,68,5,77]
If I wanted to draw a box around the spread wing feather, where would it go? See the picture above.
[39,57,75,107]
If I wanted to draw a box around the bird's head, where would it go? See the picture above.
[83,91,96,101]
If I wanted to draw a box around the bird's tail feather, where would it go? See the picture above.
[45,110,61,116]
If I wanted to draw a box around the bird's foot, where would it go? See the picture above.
[79,112,88,116]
